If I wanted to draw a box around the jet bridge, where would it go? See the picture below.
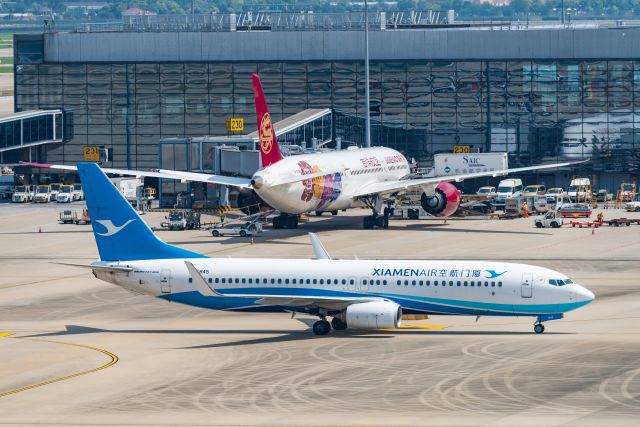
[0,109,72,164]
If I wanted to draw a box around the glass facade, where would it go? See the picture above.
[14,59,640,179]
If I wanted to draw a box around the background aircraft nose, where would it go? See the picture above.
[251,175,264,189]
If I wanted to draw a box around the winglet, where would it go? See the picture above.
[252,73,283,168]
[185,261,223,297]
[308,233,332,260]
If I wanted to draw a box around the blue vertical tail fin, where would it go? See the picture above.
[77,162,207,261]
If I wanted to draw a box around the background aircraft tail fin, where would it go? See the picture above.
[77,162,207,261]
[252,73,283,168]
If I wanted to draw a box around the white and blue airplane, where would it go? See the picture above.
[72,162,594,335]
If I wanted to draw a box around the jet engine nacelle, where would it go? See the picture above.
[345,301,402,329]
[420,182,461,217]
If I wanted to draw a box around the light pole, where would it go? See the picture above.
[561,0,565,25]
[364,0,371,148]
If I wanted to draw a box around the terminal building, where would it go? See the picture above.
[10,13,640,202]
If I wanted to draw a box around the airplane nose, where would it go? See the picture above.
[251,175,264,189]
[576,286,595,303]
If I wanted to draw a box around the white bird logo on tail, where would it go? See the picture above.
[96,219,135,237]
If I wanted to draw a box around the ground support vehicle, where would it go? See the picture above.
[161,210,201,231]
[56,185,74,203]
[11,186,33,203]
[559,204,592,218]
[34,185,52,203]
[210,221,263,237]
[534,211,563,228]
[607,218,640,227]
[58,209,91,224]
[624,194,640,212]
[568,220,603,228]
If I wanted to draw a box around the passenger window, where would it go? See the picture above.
[498,282,503,287]
[320,279,324,285]
[342,279,346,285]
[484,282,489,287]
[271,278,275,284]
[470,281,474,287]
[419,280,423,286]
[306,279,311,284]
[434,281,438,286]
[248,278,252,284]
[397,280,401,285]
[457,281,461,286]
[313,279,317,284]
[404,280,409,286]
[208,278,212,284]
[491,281,495,287]
[263,278,267,284]
[235,278,239,284]
[426,281,430,286]
[412,280,416,286]
[464,281,468,286]
[376,280,380,285]
[188,278,193,283]
[221,278,226,284]
[349,279,354,285]
[292,279,296,284]
[214,278,219,284]
[277,278,282,284]
[383,280,387,286]
[241,278,246,284]
[285,279,289,284]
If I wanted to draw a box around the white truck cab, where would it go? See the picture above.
[12,185,33,203]
[57,185,74,203]
[495,178,523,204]
[34,185,52,203]
[72,184,84,201]
[535,210,563,228]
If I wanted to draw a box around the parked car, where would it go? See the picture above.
[595,189,609,203]
[559,203,592,218]
[34,185,52,203]
[625,194,640,212]
[535,210,563,228]
[522,185,547,196]
[476,186,496,196]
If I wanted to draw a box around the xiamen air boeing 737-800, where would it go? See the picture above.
[68,162,594,335]
[24,74,587,230]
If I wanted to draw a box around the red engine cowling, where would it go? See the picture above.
[420,182,461,217]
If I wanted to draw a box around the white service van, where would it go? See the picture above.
[567,178,591,202]
[11,185,33,203]
[495,178,523,204]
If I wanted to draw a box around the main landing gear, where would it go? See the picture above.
[361,196,392,230]
[312,317,348,335]
[272,213,299,229]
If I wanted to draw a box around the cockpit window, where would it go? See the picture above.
[564,279,573,284]
[557,280,565,286]
[549,279,557,286]
[549,278,572,286]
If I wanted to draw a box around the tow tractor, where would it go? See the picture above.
[534,210,563,228]
[161,210,201,231]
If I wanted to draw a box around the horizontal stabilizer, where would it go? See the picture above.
[52,262,133,273]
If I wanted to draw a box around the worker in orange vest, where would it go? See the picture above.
[522,201,529,218]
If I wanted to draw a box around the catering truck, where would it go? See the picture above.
[433,152,508,177]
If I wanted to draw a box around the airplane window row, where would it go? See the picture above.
[212,277,359,286]
[396,279,502,287]
[549,279,573,286]
[352,167,384,175]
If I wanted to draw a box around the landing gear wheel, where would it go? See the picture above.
[331,317,347,331]
[287,215,299,229]
[272,216,282,229]
[315,211,323,216]
[312,320,331,335]
[363,216,375,229]
[331,210,338,216]
[534,323,545,334]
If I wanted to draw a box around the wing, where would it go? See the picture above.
[185,262,379,311]
[20,162,253,189]
[353,159,588,198]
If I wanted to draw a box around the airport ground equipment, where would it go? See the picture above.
[59,208,91,224]
[559,203,592,218]
[535,211,563,228]
[161,210,201,231]
[624,194,640,212]
[34,185,52,203]
[11,185,33,203]
[210,221,263,237]
[606,218,640,227]
[476,186,496,196]
[568,220,602,228]
[568,177,597,207]
[72,184,84,201]
[56,185,74,203]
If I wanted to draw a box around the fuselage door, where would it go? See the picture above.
[160,269,171,293]
[521,272,533,298]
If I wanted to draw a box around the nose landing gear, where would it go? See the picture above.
[533,322,545,334]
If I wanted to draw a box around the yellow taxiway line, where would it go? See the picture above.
[0,332,119,398]
[394,323,448,330]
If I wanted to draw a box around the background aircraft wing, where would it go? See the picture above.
[352,159,587,198]
[21,162,252,189]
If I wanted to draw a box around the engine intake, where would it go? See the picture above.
[345,301,402,329]
[420,182,461,217]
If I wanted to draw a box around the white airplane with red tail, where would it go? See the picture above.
[24,74,586,229]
